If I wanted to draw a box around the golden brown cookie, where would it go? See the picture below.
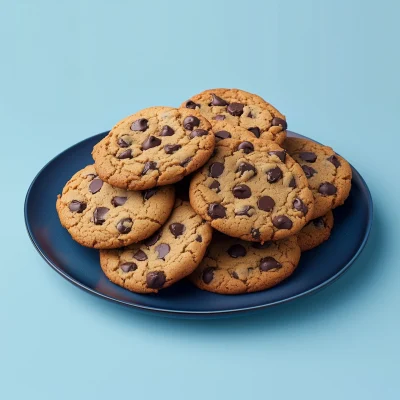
[210,120,259,143]
[56,165,175,249]
[189,139,314,242]
[181,88,287,144]
[100,200,212,293]
[92,106,215,190]
[189,233,301,294]
[297,211,334,252]
[283,138,352,218]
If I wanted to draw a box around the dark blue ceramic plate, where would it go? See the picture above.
[25,131,373,317]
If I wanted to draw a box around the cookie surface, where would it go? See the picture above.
[92,107,215,190]
[56,165,175,249]
[100,200,212,293]
[189,234,301,294]
[283,138,352,218]
[181,88,287,144]
[211,120,259,143]
[297,211,334,252]
[189,139,314,242]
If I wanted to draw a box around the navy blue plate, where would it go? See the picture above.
[25,131,373,317]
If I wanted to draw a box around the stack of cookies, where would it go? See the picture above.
[56,89,352,295]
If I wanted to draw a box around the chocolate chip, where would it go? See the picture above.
[248,127,260,138]
[231,271,239,279]
[89,178,103,194]
[272,215,293,229]
[293,198,308,215]
[247,111,254,118]
[299,152,317,163]
[289,177,297,188]
[210,93,229,106]
[146,271,166,289]
[267,167,283,183]
[319,182,337,196]
[111,196,127,207]
[131,118,148,132]
[252,241,271,249]
[313,217,325,228]
[185,100,199,109]
[143,231,161,247]
[235,205,254,216]
[117,149,133,159]
[160,125,175,136]
[93,207,109,225]
[251,228,260,240]
[209,162,224,178]
[228,244,247,258]
[236,162,256,176]
[133,250,147,261]
[238,141,254,154]
[257,196,275,211]
[169,223,185,237]
[215,130,231,139]
[213,115,226,121]
[120,262,137,273]
[117,218,133,234]
[180,157,192,167]
[69,200,86,213]
[183,116,200,130]
[190,129,208,138]
[271,117,287,130]
[208,203,226,219]
[268,150,286,162]
[164,144,181,154]
[156,243,170,259]
[142,161,157,175]
[232,184,251,199]
[327,155,341,168]
[142,136,161,150]
[202,267,216,284]
[209,180,221,192]
[196,235,202,242]
[260,257,282,271]
[227,102,244,116]
[302,165,317,178]
[143,188,157,200]
[118,137,131,147]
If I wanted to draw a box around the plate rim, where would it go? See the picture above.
[24,131,374,316]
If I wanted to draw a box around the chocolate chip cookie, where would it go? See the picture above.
[189,139,314,242]
[56,165,175,249]
[297,211,334,252]
[189,233,301,294]
[181,88,287,144]
[283,138,352,218]
[211,120,259,143]
[99,200,212,293]
[92,107,215,190]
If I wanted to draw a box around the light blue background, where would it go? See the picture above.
[1,0,399,399]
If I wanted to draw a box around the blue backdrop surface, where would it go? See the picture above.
[1,1,399,399]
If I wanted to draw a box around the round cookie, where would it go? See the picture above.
[100,200,212,293]
[56,165,175,249]
[297,211,334,252]
[189,234,301,294]
[211,120,260,143]
[283,138,352,219]
[181,88,287,144]
[189,139,314,242]
[92,106,215,190]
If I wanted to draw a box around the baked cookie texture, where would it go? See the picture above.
[100,200,212,293]
[92,106,215,190]
[189,139,314,242]
[189,233,301,294]
[56,165,175,249]
[283,138,352,219]
[181,88,287,145]
[297,211,334,252]
[210,120,261,143]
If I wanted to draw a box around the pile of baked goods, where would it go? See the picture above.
[56,89,352,295]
